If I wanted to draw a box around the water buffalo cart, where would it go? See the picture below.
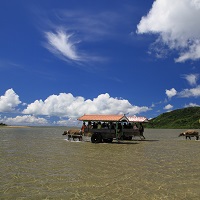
[77,114,147,143]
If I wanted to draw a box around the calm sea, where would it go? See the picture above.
[1,127,200,200]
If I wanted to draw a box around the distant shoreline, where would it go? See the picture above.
[0,125,30,128]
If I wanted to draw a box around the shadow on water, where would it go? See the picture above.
[103,141,140,145]
[111,139,159,144]
[64,139,140,145]
[132,139,159,142]
[64,137,159,144]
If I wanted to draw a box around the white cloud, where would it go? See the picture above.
[3,115,48,126]
[56,9,127,41]
[23,93,150,118]
[45,29,81,62]
[44,28,105,64]
[182,74,199,86]
[178,85,200,97]
[137,0,200,62]
[54,118,81,126]
[165,85,200,98]
[184,103,200,107]
[176,41,200,62]
[42,8,134,65]
[164,104,173,110]
[0,89,21,112]
[166,88,177,98]
[54,119,68,126]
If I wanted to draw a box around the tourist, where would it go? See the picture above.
[133,123,138,130]
[97,122,102,129]
[81,122,87,133]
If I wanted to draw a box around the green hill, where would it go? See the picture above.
[146,107,200,129]
[0,123,7,126]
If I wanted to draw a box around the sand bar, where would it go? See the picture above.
[0,125,30,128]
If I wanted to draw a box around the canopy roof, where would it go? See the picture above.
[78,114,129,122]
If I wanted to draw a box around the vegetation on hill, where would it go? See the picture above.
[0,122,7,126]
[145,107,200,129]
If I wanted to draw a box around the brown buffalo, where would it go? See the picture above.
[62,129,81,135]
[179,130,199,140]
[67,134,82,141]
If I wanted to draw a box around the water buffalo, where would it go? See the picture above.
[62,129,81,135]
[179,130,199,140]
[62,129,82,141]
[67,134,82,141]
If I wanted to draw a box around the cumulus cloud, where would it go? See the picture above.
[2,115,48,126]
[166,88,177,98]
[184,102,200,107]
[164,104,173,110]
[23,93,150,118]
[165,85,200,98]
[182,73,199,86]
[54,118,80,126]
[44,29,82,62]
[178,85,200,97]
[137,0,200,62]
[0,89,21,112]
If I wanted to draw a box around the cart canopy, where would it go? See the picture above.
[78,114,129,122]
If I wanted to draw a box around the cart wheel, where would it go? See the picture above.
[91,133,102,143]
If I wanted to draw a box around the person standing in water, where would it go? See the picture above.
[81,122,87,134]
[139,123,145,139]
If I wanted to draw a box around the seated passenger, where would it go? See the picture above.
[97,122,102,129]
[123,123,128,129]
[109,122,115,129]
[118,123,122,132]
[112,123,116,129]
[128,123,132,129]
[88,121,92,129]
[102,122,108,129]
[92,122,97,129]
[133,123,138,130]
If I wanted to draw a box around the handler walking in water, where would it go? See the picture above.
[139,123,145,139]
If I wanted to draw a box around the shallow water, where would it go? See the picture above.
[1,127,200,199]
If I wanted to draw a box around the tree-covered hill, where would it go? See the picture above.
[146,107,200,129]
[0,123,7,126]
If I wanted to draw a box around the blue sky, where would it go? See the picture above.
[0,0,200,126]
